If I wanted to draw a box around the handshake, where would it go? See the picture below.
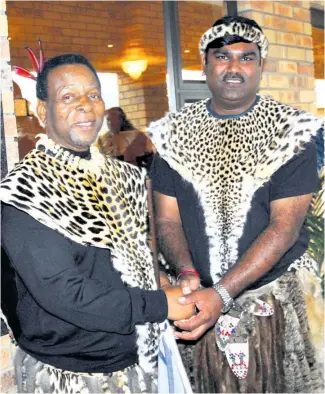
[160,271,200,321]
[160,271,223,341]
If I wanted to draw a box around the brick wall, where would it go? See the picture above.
[118,1,168,129]
[7,1,124,70]
[1,0,18,173]
[6,1,226,130]
[5,1,322,132]
[7,1,168,130]
[238,0,318,114]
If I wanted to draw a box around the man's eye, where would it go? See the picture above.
[63,95,74,102]
[216,55,228,60]
[242,57,253,62]
[89,93,101,100]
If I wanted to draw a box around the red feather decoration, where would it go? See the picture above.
[13,65,37,81]
[38,39,45,72]
[13,39,45,81]
[24,47,39,73]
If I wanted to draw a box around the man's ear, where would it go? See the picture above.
[260,58,265,74]
[37,99,47,125]
[200,53,207,75]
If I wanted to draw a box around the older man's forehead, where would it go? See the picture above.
[48,64,99,88]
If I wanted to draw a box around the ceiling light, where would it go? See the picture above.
[121,46,148,79]
[122,59,148,80]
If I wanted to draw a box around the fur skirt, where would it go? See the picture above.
[14,349,157,394]
[179,270,324,393]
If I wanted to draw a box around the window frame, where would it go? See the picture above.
[163,0,238,111]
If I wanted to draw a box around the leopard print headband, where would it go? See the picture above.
[199,22,269,58]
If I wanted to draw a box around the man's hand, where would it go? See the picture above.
[174,288,222,340]
[179,273,200,295]
[160,271,171,289]
[164,286,196,321]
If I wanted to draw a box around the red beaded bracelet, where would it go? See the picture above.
[177,269,200,281]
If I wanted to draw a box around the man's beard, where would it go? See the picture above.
[69,130,98,148]
[222,89,246,102]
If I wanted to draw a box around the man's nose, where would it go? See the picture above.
[76,96,92,112]
[227,57,241,72]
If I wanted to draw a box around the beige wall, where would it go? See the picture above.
[1,1,17,388]
[1,0,19,173]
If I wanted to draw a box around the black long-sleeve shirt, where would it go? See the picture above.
[1,203,168,373]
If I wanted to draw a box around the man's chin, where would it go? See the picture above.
[222,91,246,102]
[70,131,98,149]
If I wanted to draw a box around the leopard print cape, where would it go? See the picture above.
[149,95,323,284]
[0,136,159,374]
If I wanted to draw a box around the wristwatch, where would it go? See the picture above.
[213,283,234,313]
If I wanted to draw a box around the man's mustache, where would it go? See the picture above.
[223,73,245,83]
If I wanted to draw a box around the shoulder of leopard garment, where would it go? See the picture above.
[148,95,323,283]
[0,135,159,373]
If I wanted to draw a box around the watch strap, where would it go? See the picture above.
[213,283,234,313]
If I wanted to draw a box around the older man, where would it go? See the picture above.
[150,15,324,393]
[1,54,192,393]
